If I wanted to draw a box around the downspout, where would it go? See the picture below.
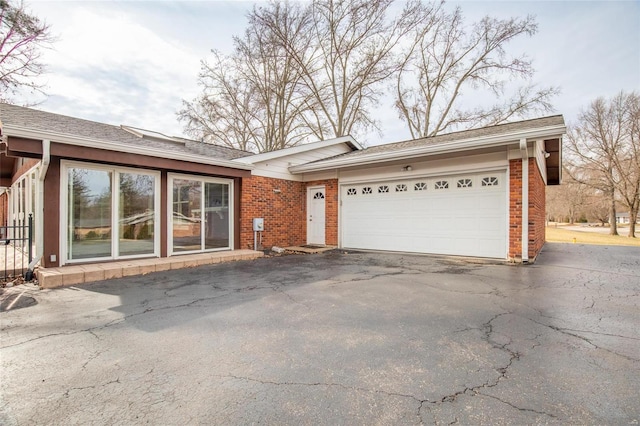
[520,138,529,263]
[25,139,50,280]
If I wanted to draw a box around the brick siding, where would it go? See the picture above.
[528,159,546,260]
[238,176,339,250]
[239,176,305,250]
[509,159,523,260]
[509,158,546,262]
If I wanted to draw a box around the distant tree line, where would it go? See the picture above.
[550,91,640,238]
[178,0,557,153]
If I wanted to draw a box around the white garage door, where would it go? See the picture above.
[341,171,507,258]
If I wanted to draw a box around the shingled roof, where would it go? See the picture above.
[320,115,566,162]
[0,103,252,161]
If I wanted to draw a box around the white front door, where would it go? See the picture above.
[307,186,326,245]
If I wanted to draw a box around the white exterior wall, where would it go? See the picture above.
[338,152,509,184]
[250,144,352,181]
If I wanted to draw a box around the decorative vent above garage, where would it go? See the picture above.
[481,177,499,186]
[414,182,427,191]
[457,178,472,188]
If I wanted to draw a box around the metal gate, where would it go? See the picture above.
[1,214,33,282]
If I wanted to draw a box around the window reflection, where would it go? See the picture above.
[119,173,155,256]
[68,168,112,259]
[172,178,230,253]
[172,179,202,252]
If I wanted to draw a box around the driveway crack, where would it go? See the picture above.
[526,317,640,362]
[476,392,558,419]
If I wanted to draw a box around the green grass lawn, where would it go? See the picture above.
[546,227,640,247]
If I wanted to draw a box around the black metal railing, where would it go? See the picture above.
[1,214,33,282]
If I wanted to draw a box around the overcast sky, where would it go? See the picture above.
[17,0,640,147]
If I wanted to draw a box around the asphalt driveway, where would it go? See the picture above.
[1,243,639,425]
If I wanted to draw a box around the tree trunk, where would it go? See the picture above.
[629,210,638,238]
[609,194,618,236]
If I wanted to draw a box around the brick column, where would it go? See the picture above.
[509,159,523,260]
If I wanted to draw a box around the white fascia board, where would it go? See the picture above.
[234,135,362,164]
[290,124,566,173]
[4,125,254,171]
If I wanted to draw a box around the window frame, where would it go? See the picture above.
[60,160,161,265]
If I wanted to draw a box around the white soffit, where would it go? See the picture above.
[234,135,362,164]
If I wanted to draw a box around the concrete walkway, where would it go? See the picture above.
[36,250,263,289]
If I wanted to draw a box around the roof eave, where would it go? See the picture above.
[290,124,566,173]
[235,135,362,165]
[3,125,254,171]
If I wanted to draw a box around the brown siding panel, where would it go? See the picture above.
[0,191,8,227]
[43,157,61,267]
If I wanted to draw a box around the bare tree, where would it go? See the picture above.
[0,0,52,102]
[613,92,640,237]
[181,0,556,150]
[178,52,258,152]
[565,92,640,236]
[179,2,316,152]
[585,194,610,226]
[546,171,589,224]
[395,7,558,138]
[257,0,437,140]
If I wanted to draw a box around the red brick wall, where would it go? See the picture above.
[509,158,546,262]
[509,159,523,260]
[239,176,306,250]
[528,159,546,260]
[238,176,339,250]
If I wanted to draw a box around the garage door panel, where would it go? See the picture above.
[341,172,507,258]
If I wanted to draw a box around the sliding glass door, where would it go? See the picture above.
[64,162,159,263]
[170,175,232,254]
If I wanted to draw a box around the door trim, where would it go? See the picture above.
[306,185,326,245]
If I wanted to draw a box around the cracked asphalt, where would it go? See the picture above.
[1,242,639,425]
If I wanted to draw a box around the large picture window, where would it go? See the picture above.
[64,162,159,263]
[170,175,232,254]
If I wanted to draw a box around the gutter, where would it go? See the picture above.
[25,139,49,281]
[520,138,529,263]
[289,124,566,173]
[3,125,254,171]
